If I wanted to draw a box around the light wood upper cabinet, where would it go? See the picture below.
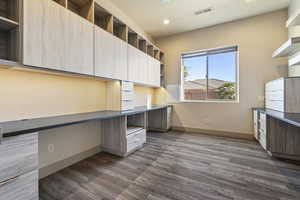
[138,50,148,84]
[23,0,163,86]
[128,45,161,86]
[95,26,114,79]
[66,11,94,75]
[114,38,128,80]
[146,55,160,87]
[23,0,93,75]
[128,45,139,82]
[154,59,161,87]
[23,0,67,70]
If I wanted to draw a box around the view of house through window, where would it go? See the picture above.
[182,46,238,101]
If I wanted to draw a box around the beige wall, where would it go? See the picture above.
[156,10,288,135]
[0,69,107,122]
[134,86,155,107]
[288,0,300,76]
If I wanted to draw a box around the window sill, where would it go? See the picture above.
[175,100,240,104]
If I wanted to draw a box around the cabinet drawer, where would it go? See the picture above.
[121,81,134,91]
[266,100,284,112]
[121,91,134,101]
[0,133,38,183]
[126,129,146,153]
[260,112,266,121]
[265,78,284,91]
[0,170,38,200]
[265,90,284,101]
[121,100,134,110]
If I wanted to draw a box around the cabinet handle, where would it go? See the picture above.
[0,175,20,187]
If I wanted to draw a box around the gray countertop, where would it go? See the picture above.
[253,107,300,128]
[0,105,171,137]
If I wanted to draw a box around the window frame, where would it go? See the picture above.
[180,45,240,103]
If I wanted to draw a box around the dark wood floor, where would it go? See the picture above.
[40,131,300,200]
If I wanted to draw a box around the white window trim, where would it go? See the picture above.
[180,45,240,103]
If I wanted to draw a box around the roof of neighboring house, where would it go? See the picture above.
[184,79,229,90]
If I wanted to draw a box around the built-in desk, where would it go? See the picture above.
[253,108,300,161]
[0,105,171,138]
[0,105,171,200]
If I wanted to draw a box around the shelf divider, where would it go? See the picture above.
[272,37,300,58]
[286,10,300,28]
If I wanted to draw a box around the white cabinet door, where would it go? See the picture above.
[95,27,114,79]
[114,38,128,80]
[23,0,94,75]
[154,59,161,87]
[23,0,68,71]
[128,45,138,82]
[66,11,94,75]
[147,55,154,86]
[139,51,148,84]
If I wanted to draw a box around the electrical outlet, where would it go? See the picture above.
[48,144,54,153]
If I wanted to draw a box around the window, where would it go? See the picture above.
[181,46,238,102]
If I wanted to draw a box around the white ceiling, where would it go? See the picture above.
[110,0,290,38]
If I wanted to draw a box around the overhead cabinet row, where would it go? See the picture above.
[19,0,161,87]
[23,0,94,75]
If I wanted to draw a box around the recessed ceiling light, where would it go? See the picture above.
[163,19,170,25]
[160,0,171,4]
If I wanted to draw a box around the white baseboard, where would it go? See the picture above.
[171,126,254,140]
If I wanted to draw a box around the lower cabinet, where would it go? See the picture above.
[253,109,259,140]
[253,109,267,150]
[268,116,300,160]
[253,108,300,161]
[148,106,172,132]
[101,113,146,157]
[0,170,39,200]
[0,133,39,200]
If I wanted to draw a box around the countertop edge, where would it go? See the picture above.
[252,107,300,128]
[1,105,172,137]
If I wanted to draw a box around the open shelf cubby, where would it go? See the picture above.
[68,0,94,22]
[0,0,19,63]
[94,3,113,33]
[147,45,154,57]
[159,52,165,63]
[52,0,67,7]
[160,76,165,88]
[128,28,138,48]
[138,38,147,53]
[113,17,127,41]
[0,0,18,23]
[127,113,145,135]
[154,49,160,60]
[0,27,18,62]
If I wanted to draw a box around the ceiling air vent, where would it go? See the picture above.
[194,7,214,16]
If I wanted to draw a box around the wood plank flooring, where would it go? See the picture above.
[39,131,300,200]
